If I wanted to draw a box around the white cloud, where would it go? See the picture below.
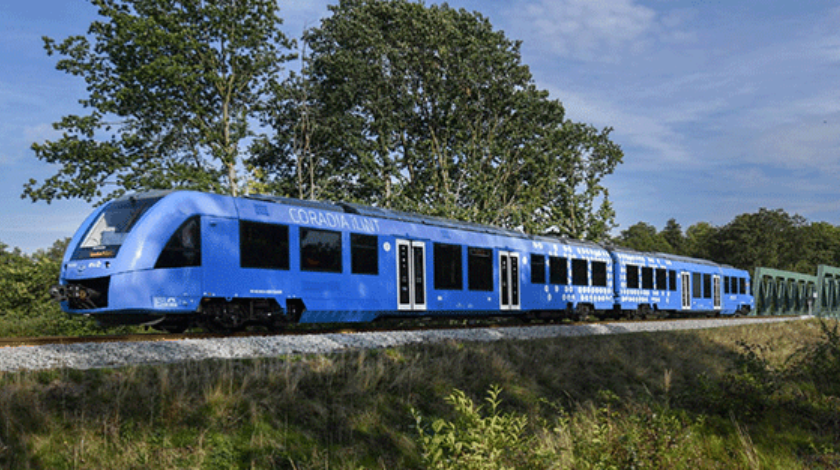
[511,0,693,62]
[747,118,840,170]
[549,85,702,168]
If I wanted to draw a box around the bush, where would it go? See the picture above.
[412,385,543,470]
[789,319,840,396]
[0,239,103,336]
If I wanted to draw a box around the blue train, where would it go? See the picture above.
[50,190,754,332]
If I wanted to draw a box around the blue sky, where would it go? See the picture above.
[2,0,839,253]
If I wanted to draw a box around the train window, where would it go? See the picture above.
[627,265,639,289]
[592,261,608,287]
[731,277,737,294]
[531,254,546,284]
[74,195,163,260]
[572,259,588,286]
[350,233,378,275]
[703,274,712,299]
[300,228,342,273]
[468,247,493,291]
[655,268,667,290]
[240,220,289,270]
[692,273,702,298]
[739,277,746,295]
[549,256,568,285]
[434,243,463,290]
[724,276,730,294]
[155,216,202,269]
[642,267,654,289]
[668,270,677,291]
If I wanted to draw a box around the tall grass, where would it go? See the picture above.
[0,319,838,468]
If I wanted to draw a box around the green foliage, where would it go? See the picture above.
[254,0,622,240]
[556,400,706,470]
[25,0,294,203]
[0,239,104,336]
[789,319,840,396]
[617,208,840,275]
[615,221,673,253]
[1,321,840,468]
[688,340,781,422]
[412,385,538,470]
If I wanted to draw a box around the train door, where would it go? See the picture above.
[680,272,691,310]
[396,239,427,311]
[499,251,520,310]
[202,216,239,297]
[713,275,722,310]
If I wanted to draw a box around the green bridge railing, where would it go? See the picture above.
[754,265,840,318]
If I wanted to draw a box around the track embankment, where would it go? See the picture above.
[0,316,808,372]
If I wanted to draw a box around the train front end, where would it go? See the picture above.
[50,191,227,328]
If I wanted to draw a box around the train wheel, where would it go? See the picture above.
[633,304,651,320]
[574,304,592,322]
[200,300,247,333]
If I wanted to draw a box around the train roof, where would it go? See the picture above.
[244,193,605,250]
[118,190,606,251]
[606,244,743,271]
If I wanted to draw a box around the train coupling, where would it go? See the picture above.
[49,284,67,303]
[50,284,102,310]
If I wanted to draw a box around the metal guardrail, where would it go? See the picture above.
[754,265,840,317]
[816,265,840,318]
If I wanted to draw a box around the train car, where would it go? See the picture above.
[609,247,753,317]
[524,238,614,320]
[719,265,754,315]
[52,190,623,331]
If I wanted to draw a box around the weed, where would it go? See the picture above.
[0,319,838,468]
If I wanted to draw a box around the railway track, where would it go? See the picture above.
[0,315,809,372]
[0,314,798,349]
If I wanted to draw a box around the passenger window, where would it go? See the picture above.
[572,259,588,286]
[642,267,654,289]
[703,274,712,299]
[156,216,202,269]
[668,270,677,291]
[627,265,639,289]
[655,268,667,290]
[240,220,288,270]
[739,278,746,295]
[350,233,378,275]
[468,247,493,291]
[592,261,608,287]
[300,228,342,273]
[531,254,546,284]
[434,243,463,290]
[549,256,567,285]
[724,276,731,294]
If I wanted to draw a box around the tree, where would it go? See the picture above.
[24,0,294,203]
[713,208,803,272]
[660,218,685,255]
[615,222,672,253]
[684,222,719,262]
[253,0,622,240]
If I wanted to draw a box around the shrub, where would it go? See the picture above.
[412,385,544,470]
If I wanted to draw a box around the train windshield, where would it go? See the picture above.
[72,196,163,260]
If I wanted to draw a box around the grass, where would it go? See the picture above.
[0,319,838,468]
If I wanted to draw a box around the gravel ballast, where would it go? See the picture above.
[0,316,808,372]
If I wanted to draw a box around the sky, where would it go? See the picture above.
[1,0,839,253]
